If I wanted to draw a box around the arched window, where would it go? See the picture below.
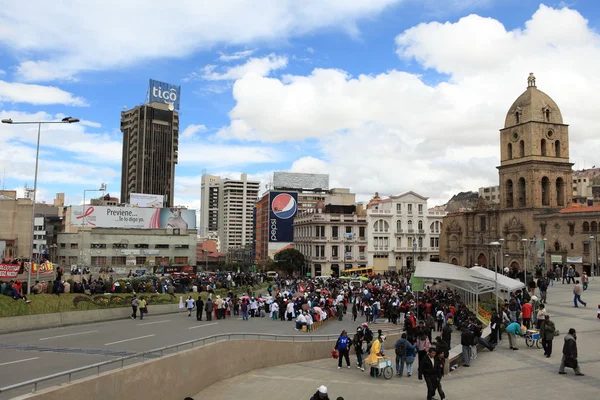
[555,140,561,157]
[515,111,520,124]
[430,222,435,233]
[418,220,423,230]
[507,143,513,160]
[583,221,590,232]
[374,219,388,232]
[591,221,598,232]
[506,179,514,208]
[546,109,550,122]
[541,139,547,156]
[541,177,550,206]
[408,220,413,231]
[556,178,564,207]
[396,220,402,232]
[519,140,525,157]
[554,241,560,252]
[518,177,526,207]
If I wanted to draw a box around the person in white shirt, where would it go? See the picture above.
[286,301,295,321]
[185,296,195,317]
[305,312,314,332]
[191,284,198,293]
[250,299,258,317]
[295,312,308,331]
[271,301,279,320]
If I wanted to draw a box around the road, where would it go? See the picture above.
[0,303,398,398]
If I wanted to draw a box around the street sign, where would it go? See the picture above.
[411,275,424,291]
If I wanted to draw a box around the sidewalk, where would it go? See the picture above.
[194,281,600,400]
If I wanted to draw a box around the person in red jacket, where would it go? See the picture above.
[521,301,533,329]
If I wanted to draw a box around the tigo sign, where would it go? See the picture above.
[148,79,181,110]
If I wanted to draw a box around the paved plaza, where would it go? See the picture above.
[195,282,600,400]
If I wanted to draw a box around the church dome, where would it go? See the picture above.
[504,73,563,128]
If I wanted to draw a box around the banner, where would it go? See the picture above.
[148,79,181,110]
[71,206,196,229]
[129,193,164,208]
[551,255,563,263]
[32,262,54,275]
[0,264,20,279]
[566,256,583,264]
[269,191,298,243]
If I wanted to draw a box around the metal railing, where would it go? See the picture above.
[0,328,402,396]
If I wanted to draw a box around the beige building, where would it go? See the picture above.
[441,73,599,275]
[0,191,63,260]
[57,228,197,269]
[478,185,500,204]
[366,191,446,274]
[293,193,367,276]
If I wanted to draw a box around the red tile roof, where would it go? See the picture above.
[559,205,600,214]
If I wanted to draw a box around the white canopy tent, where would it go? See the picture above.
[414,261,525,320]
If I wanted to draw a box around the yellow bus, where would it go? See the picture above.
[340,267,374,277]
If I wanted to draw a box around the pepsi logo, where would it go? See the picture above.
[271,193,297,220]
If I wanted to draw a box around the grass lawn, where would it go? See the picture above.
[0,283,270,318]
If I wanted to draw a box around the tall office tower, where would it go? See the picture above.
[120,102,179,207]
[200,173,260,250]
[200,174,222,238]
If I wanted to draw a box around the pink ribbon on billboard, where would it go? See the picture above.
[76,207,96,226]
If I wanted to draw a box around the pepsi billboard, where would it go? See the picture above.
[269,191,298,243]
[148,79,181,110]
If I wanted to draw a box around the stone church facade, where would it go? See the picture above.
[440,74,600,275]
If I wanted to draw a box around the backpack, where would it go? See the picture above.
[395,340,406,357]
[364,328,373,342]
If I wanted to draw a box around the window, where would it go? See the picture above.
[113,243,128,249]
[71,243,78,249]
[555,140,561,157]
[480,216,486,232]
[518,178,526,208]
[515,111,520,124]
[345,226,352,234]
[556,178,564,206]
[570,243,574,250]
[583,221,590,232]
[332,246,339,258]
[155,244,169,249]
[174,256,189,264]
[90,243,106,249]
[68,256,78,264]
[134,243,149,249]
[316,226,325,237]
[60,243,66,248]
[541,139,547,156]
[506,180,514,208]
[583,243,590,253]
[541,177,550,206]
[418,220,423,230]
[418,204,423,214]
[175,244,189,249]
[545,109,550,122]
[135,256,147,265]
[332,226,339,238]
[111,256,126,265]
[407,204,412,213]
[519,140,525,157]
[396,204,401,213]
[396,220,402,232]
[592,222,598,232]
[407,220,413,232]
[507,143,513,159]
[373,220,389,232]
[359,227,365,238]
[91,256,107,265]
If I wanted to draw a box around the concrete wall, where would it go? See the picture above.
[0,304,181,334]
[15,334,400,400]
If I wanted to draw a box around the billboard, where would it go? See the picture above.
[71,206,196,229]
[0,264,20,279]
[148,79,181,110]
[273,172,329,190]
[129,193,164,208]
[269,191,298,242]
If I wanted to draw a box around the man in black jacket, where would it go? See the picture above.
[461,324,474,367]
[419,348,438,400]
[558,328,584,375]
[196,297,204,321]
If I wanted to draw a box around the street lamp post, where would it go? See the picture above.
[2,117,79,294]
[489,241,501,344]
[521,238,528,286]
[81,184,107,281]
[412,241,417,273]
[588,234,597,278]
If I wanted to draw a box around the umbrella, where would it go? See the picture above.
[241,295,249,300]
[313,306,323,313]
[292,292,304,298]
[321,289,330,295]
[339,276,351,280]
[359,276,369,282]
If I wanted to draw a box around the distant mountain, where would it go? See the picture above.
[445,191,479,212]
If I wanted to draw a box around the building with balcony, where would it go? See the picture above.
[294,195,367,277]
[366,191,446,274]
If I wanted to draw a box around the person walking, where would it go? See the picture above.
[490,308,500,345]
[334,330,351,369]
[582,272,589,291]
[205,297,213,321]
[505,321,524,350]
[353,328,365,371]
[434,350,447,400]
[404,336,418,377]
[558,328,584,376]
[196,296,204,321]
[185,296,195,317]
[573,280,587,308]
[131,295,139,319]
[416,330,431,379]
[419,348,438,400]
[540,315,556,358]
[394,332,408,377]
[138,297,147,320]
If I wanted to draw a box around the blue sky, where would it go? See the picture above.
[1,1,600,209]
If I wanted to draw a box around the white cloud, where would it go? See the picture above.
[0,80,87,106]
[0,69,5,75]
[198,54,288,81]
[306,47,315,54]
[218,50,256,62]
[216,5,600,205]
[182,124,207,137]
[0,0,401,82]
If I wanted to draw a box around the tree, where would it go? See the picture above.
[274,248,305,275]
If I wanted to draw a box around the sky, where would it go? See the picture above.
[1,0,600,211]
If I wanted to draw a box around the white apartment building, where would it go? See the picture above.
[366,191,446,274]
[200,174,222,237]
[294,205,367,277]
[478,185,500,204]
